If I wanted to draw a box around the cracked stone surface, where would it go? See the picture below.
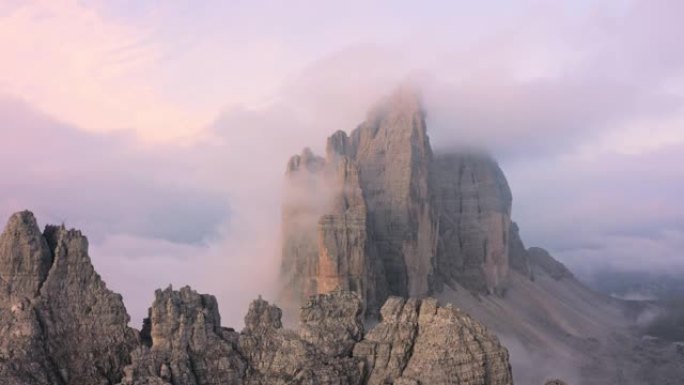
[0,211,138,385]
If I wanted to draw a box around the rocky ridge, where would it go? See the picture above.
[0,211,513,385]
[0,211,138,385]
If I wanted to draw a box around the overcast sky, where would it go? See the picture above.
[1,0,683,327]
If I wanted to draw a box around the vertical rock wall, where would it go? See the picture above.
[345,88,437,298]
[430,153,513,294]
[280,87,516,312]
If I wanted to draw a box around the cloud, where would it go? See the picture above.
[0,96,230,244]
[0,93,312,327]
[505,143,684,276]
[0,0,207,141]
[0,96,246,325]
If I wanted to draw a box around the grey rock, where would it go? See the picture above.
[0,211,52,299]
[508,222,532,279]
[281,137,389,316]
[280,87,517,314]
[119,286,245,385]
[39,225,139,385]
[527,247,573,280]
[544,380,568,385]
[345,87,437,299]
[280,86,438,315]
[353,296,513,385]
[298,291,364,357]
[0,211,138,385]
[430,152,512,295]
[238,294,364,385]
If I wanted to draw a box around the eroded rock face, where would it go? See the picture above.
[0,211,138,385]
[239,293,364,385]
[298,292,364,357]
[353,296,513,385]
[527,247,573,280]
[120,286,246,385]
[508,222,532,279]
[430,153,513,295]
[345,88,437,299]
[280,87,517,312]
[280,88,439,313]
[0,211,52,299]
[125,288,510,385]
[281,131,393,315]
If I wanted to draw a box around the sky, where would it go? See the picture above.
[1,0,683,327]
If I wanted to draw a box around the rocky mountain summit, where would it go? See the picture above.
[280,86,558,313]
[279,87,684,385]
[0,211,138,385]
[0,211,513,385]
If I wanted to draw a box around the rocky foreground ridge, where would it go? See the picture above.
[0,211,513,385]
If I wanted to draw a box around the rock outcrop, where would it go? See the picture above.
[544,380,568,385]
[353,296,512,385]
[430,152,513,295]
[527,247,573,280]
[280,86,519,312]
[0,211,138,385]
[507,222,532,279]
[121,287,510,385]
[281,87,446,314]
[343,89,437,300]
[119,286,246,385]
[0,211,514,384]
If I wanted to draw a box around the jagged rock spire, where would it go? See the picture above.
[0,211,138,385]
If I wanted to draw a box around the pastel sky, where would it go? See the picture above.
[1,0,683,327]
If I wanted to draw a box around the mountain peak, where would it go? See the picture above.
[280,86,514,314]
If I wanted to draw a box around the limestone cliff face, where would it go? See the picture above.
[281,88,438,314]
[508,222,532,279]
[0,211,138,385]
[280,87,518,311]
[345,89,437,299]
[281,145,389,315]
[430,153,513,294]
